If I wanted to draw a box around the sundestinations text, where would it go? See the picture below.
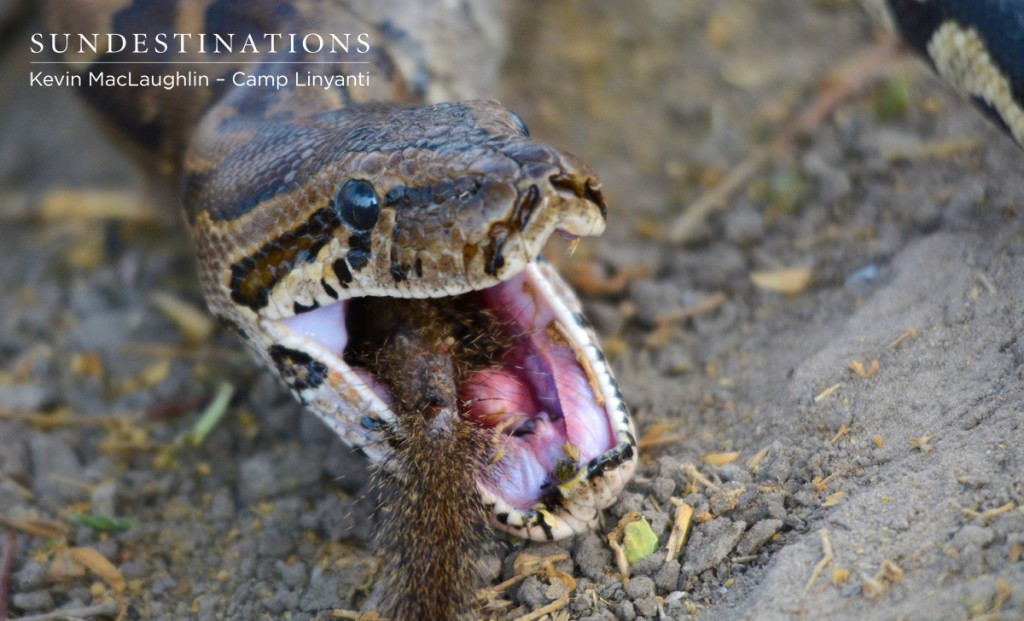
[30,32,370,56]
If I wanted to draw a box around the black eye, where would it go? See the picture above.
[508,110,530,137]
[334,179,380,230]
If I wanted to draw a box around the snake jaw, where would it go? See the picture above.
[208,98,632,540]
[250,132,632,539]
[264,256,636,541]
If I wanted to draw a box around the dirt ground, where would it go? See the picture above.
[1,1,1022,620]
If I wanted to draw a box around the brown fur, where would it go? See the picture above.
[373,405,491,620]
[360,299,503,620]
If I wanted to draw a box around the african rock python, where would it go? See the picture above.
[49,0,637,541]
[48,0,1024,565]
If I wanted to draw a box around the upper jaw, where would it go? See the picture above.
[251,172,608,322]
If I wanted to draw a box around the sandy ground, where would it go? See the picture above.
[1,1,1022,620]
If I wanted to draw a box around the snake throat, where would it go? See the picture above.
[270,258,636,540]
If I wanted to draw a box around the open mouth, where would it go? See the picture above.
[269,257,627,529]
[450,264,616,509]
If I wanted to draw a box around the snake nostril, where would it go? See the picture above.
[548,172,581,197]
[583,181,606,219]
[550,173,607,219]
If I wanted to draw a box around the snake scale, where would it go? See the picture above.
[45,0,1024,618]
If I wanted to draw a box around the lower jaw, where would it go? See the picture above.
[276,260,620,519]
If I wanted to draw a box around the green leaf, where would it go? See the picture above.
[187,381,235,447]
[70,513,137,533]
[624,517,658,565]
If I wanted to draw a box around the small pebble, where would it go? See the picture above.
[717,464,753,484]
[655,559,681,592]
[516,575,549,609]
[628,280,682,328]
[610,492,644,518]
[209,487,236,520]
[625,575,655,600]
[277,560,307,589]
[585,300,625,337]
[615,598,636,621]
[258,529,295,557]
[736,519,783,556]
[953,524,994,549]
[0,383,54,412]
[89,481,117,518]
[634,596,660,617]
[29,433,88,504]
[574,531,613,581]
[682,518,747,575]
[12,562,47,591]
[299,569,344,612]
[266,588,300,614]
[629,551,665,577]
[802,151,851,204]
[238,446,323,502]
[12,590,55,613]
[723,199,765,245]
[845,264,880,286]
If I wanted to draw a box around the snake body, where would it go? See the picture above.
[51,0,637,542]
[863,0,1024,147]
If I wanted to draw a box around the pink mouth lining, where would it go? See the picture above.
[278,266,616,511]
[459,270,614,509]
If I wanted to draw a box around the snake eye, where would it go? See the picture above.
[335,179,380,230]
[508,110,530,137]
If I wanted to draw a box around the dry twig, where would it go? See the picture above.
[805,529,834,592]
[8,602,120,621]
[680,463,720,493]
[665,500,695,562]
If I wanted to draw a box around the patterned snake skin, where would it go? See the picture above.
[49,0,638,542]
[862,0,1024,147]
